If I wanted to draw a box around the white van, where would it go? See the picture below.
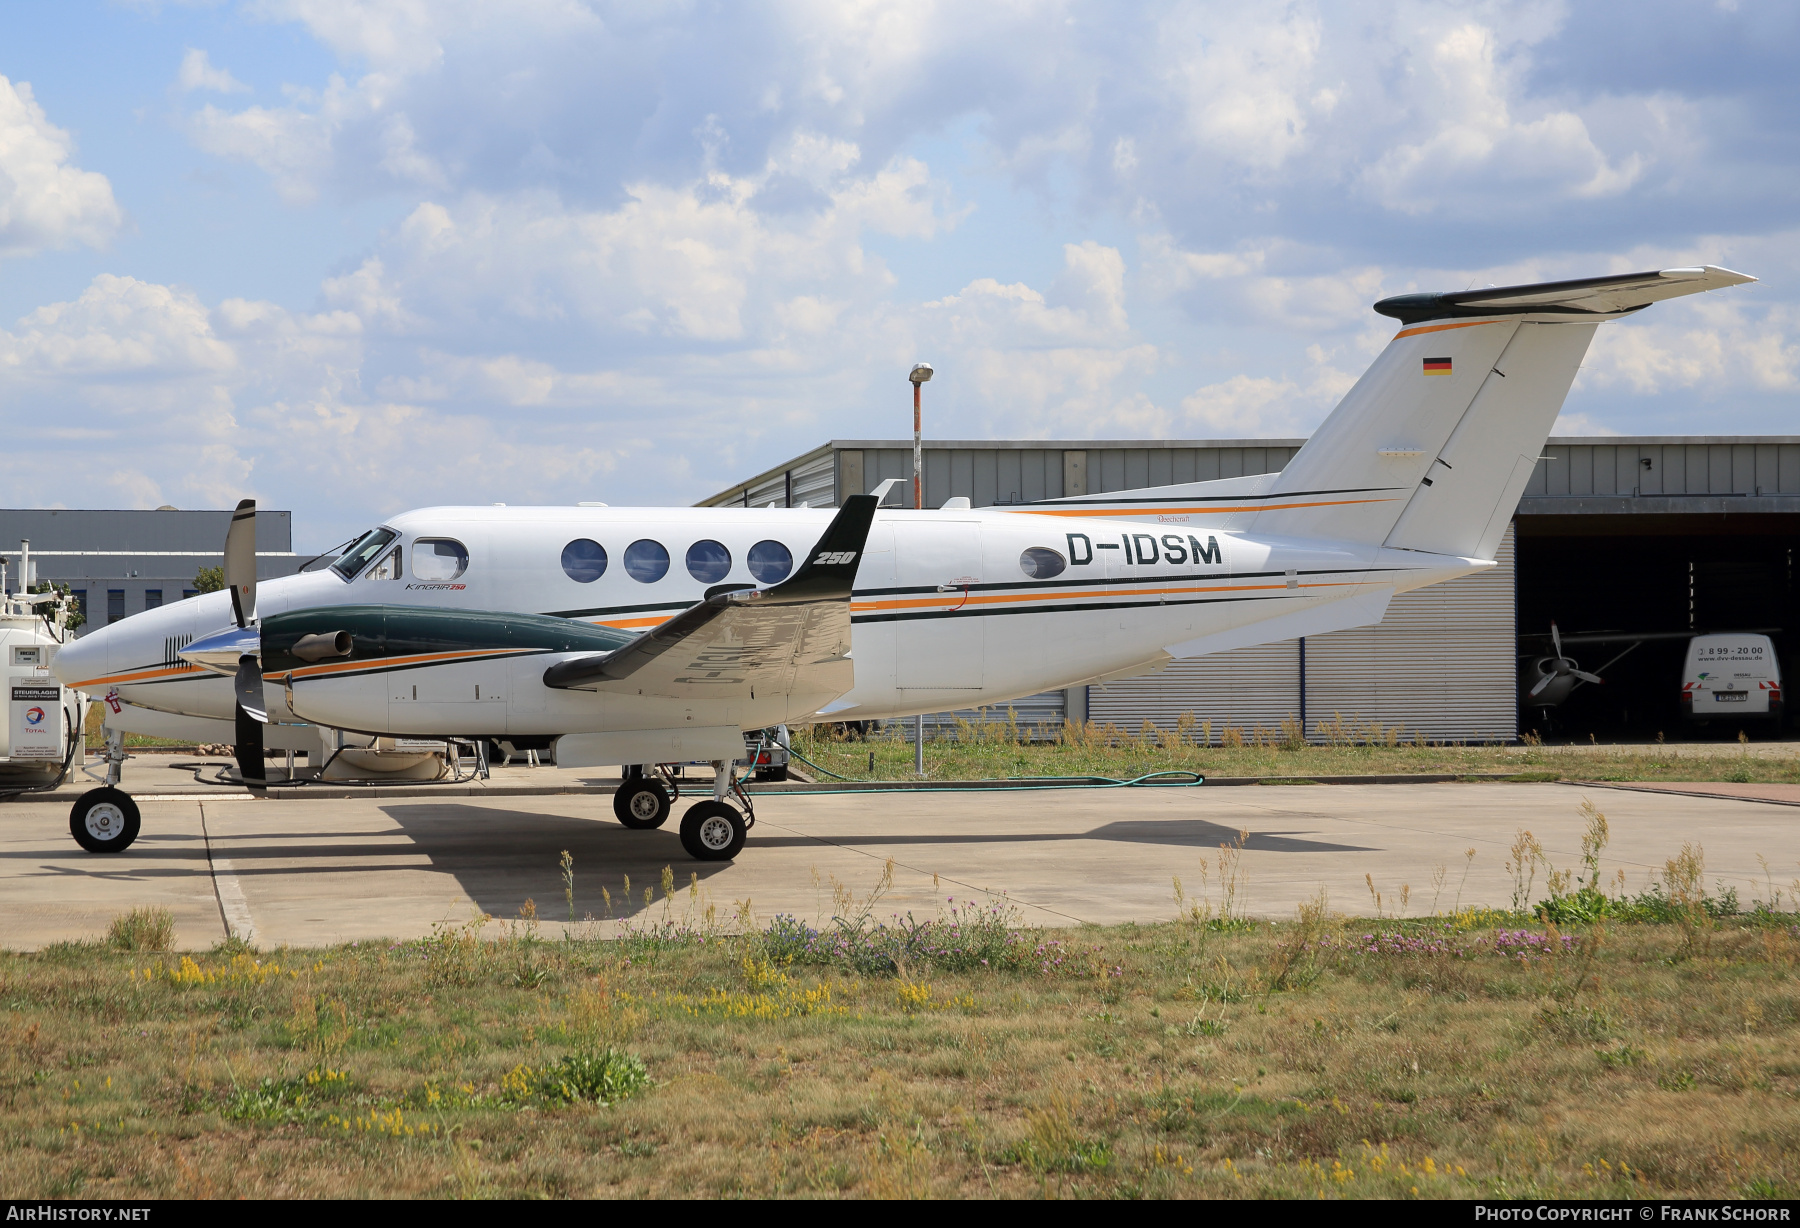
[1681,633,1783,723]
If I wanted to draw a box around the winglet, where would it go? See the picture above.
[760,493,878,604]
[540,494,879,690]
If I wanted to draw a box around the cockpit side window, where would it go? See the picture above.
[331,528,398,580]
[412,538,469,582]
[368,546,403,581]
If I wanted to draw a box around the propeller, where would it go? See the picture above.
[225,498,257,628]
[224,499,266,787]
[1529,620,1604,700]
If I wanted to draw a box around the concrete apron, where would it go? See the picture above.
[2,782,1791,951]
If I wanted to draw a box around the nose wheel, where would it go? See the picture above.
[70,787,140,854]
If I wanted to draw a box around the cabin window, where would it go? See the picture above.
[624,539,670,583]
[332,528,398,579]
[686,539,732,583]
[369,546,403,581]
[413,538,469,582]
[1019,547,1067,579]
[747,539,792,585]
[561,538,608,583]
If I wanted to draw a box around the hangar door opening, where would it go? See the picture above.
[1514,513,1798,739]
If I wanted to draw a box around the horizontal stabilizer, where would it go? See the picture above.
[1375,265,1755,326]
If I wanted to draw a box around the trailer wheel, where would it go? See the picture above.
[70,788,140,854]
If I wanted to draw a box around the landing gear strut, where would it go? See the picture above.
[71,729,139,853]
[678,758,751,861]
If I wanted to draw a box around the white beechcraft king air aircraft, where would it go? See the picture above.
[54,265,1755,861]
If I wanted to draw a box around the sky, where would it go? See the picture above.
[0,0,1795,549]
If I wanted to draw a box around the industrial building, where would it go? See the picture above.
[704,437,1800,741]
[0,508,301,636]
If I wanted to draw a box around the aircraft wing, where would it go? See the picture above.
[541,494,878,703]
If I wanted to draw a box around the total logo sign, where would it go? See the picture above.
[10,683,61,759]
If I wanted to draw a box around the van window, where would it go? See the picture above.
[413,538,469,582]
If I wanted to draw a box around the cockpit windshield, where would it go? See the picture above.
[331,528,399,580]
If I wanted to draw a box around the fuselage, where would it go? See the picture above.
[54,503,1485,738]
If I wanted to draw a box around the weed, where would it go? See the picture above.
[106,907,174,953]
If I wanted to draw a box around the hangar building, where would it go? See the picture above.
[702,437,1800,742]
[0,507,301,635]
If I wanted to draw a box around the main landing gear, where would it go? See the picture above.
[614,760,752,861]
[70,729,140,854]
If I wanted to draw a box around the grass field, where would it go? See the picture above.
[791,718,1800,785]
[6,839,1799,1200]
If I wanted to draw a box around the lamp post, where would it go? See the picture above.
[908,362,933,775]
[909,362,932,510]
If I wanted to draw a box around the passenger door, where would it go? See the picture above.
[894,521,984,692]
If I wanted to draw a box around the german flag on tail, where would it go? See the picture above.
[1422,357,1452,376]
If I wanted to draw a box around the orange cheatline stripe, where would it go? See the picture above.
[850,579,1351,615]
[68,664,200,690]
[1393,319,1504,340]
[283,647,539,681]
[594,616,669,629]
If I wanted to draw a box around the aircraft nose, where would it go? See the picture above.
[52,626,109,690]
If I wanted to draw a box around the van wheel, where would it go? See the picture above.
[71,788,140,854]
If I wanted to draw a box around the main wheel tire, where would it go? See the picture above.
[612,778,672,829]
[70,788,140,854]
[679,801,746,861]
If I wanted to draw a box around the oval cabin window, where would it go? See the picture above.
[412,538,469,582]
[747,539,793,585]
[1019,547,1066,579]
[686,539,732,583]
[560,539,608,583]
[624,539,670,583]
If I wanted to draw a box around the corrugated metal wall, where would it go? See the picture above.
[1090,529,1516,743]
[1527,439,1800,497]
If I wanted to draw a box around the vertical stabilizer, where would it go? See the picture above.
[1249,265,1755,555]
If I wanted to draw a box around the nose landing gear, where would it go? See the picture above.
[70,728,139,853]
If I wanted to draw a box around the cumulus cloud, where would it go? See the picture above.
[0,76,123,258]
[176,49,250,94]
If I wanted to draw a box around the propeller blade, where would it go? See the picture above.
[1573,671,1603,685]
[1550,620,1563,659]
[225,498,257,629]
[234,700,266,788]
[1529,671,1556,698]
[234,654,267,724]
